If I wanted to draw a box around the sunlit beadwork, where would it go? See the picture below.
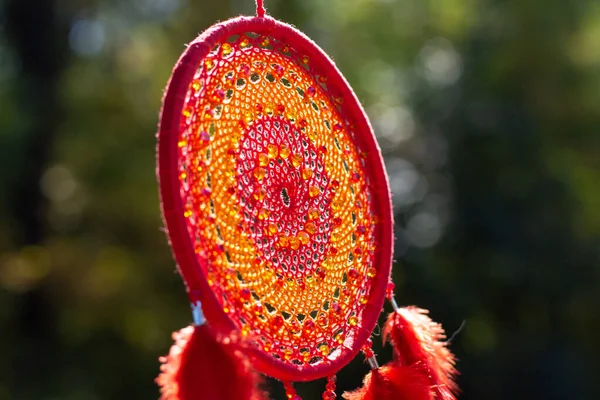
[177,34,378,368]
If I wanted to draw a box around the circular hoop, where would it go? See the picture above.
[157,15,393,381]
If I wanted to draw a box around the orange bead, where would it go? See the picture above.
[280,144,290,159]
[253,188,266,201]
[304,222,316,235]
[253,167,266,181]
[267,144,278,158]
[291,153,303,167]
[267,223,278,235]
[289,237,300,250]
[298,231,310,245]
[258,153,269,166]
[301,168,313,180]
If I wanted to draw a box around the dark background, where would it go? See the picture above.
[1,0,599,399]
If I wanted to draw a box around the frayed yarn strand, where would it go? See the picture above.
[256,0,266,17]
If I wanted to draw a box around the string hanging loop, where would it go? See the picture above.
[256,0,266,17]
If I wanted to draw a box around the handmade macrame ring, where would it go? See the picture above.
[158,15,393,382]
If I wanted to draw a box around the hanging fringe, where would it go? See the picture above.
[156,303,264,400]
[344,306,458,400]
[383,306,458,400]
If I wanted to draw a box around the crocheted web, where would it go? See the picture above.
[177,33,378,368]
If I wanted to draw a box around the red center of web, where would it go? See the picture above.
[235,118,333,277]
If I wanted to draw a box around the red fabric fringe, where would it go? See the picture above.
[156,325,264,400]
[383,307,458,400]
[342,364,432,400]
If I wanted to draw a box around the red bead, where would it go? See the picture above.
[331,301,341,315]
[273,315,284,330]
[386,281,395,299]
[199,131,210,142]
[322,391,335,400]
[233,297,245,309]
[212,90,225,102]
[316,269,326,280]
[273,64,284,77]
[303,319,315,332]
[239,64,250,77]
[240,288,251,301]
[348,268,359,279]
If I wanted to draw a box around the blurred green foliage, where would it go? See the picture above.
[1,0,599,399]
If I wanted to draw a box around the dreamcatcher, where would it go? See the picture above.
[156,1,458,399]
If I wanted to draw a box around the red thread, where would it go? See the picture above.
[256,0,265,17]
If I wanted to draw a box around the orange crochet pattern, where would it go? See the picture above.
[178,33,379,372]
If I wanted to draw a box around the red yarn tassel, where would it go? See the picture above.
[383,306,458,400]
[342,364,432,400]
[156,324,264,400]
